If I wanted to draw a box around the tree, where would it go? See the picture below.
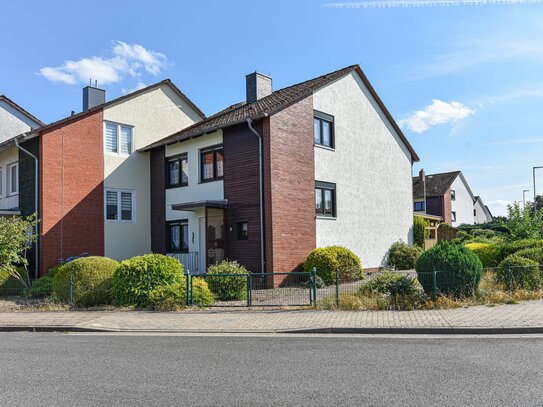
[0,215,38,289]
[502,202,543,240]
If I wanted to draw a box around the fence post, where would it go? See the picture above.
[247,274,252,307]
[186,271,191,306]
[335,269,340,306]
[69,269,73,305]
[506,263,512,292]
[432,267,437,303]
[312,267,317,307]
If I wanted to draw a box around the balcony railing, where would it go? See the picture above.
[167,252,199,274]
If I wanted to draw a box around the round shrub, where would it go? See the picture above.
[497,254,542,290]
[303,246,363,285]
[52,256,119,306]
[415,242,483,298]
[514,247,543,265]
[359,272,427,310]
[191,277,213,305]
[464,242,501,268]
[471,229,496,239]
[28,276,53,299]
[499,239,543,262]
[113,254,185,307]
[206,260,249,301]
[388,241,422,270]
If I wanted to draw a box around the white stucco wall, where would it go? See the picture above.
[313,72,414,269]
[474,198,490,224]
[0,100,40,143]
[0,146,19,210]
[103,84,203,261]
[165,130,224,255]
[450,176,475,227]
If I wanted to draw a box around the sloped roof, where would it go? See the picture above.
[413,171,461,198]
[0,95,44,127]
[31,79,205,134]
[140,65,420,161]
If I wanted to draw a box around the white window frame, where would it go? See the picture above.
[7,162,18,196]
[104,188,136,223]
[103,121,134,156]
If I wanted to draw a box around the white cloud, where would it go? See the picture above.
[38,41,168,86]
[399,99,475,133]
[486,199,513,217]
[324,0,543,8]
[121,81,147,95]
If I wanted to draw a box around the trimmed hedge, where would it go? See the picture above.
[499,239,543,262]
[388,241,422,270]
[497,254,543,290]
[415,242,483,298]
[360,272,427,310]
[303,246,363,285]
[192,277,213,305]
[206,260,249,301]
[113,254,185,307]
[464,242,501,268]
[28,265,62,299]
[514,247,543,266]
[52,256,119,306]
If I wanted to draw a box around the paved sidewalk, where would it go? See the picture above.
[1,300,543,334]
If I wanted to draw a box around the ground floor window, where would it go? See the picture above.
[236,221,248,240]
[167,220,189,252]
[451,211,457,222]
[414,201,425,211]
[315,181,336,217]
[105,189,134,222]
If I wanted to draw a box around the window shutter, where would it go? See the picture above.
[120,192,133,221]
[105,123,118,153]
[120,126,132,154]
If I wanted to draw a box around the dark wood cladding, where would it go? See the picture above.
[19,137,39,275]
[150,146,166,254]
[223,122,262,273]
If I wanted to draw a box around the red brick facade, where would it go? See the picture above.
[443,187,452,224]
[263,95,316,283]
[39,110,105,275]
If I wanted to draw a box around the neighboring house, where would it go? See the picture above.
[0,95,44,216]
[473,196,493,224]
[17,81,204,276]
[142,65,420,278]
[413,169,489,227]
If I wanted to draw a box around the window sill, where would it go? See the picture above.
[105,219,136,224]
[199,178,223,184]
[316,215,337,220]
[105,152,133,158]
[314,144,335,152]
[166,184,189,190]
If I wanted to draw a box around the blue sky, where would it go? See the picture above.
[2,0,543,216]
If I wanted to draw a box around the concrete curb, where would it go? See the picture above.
[2,325,543,334]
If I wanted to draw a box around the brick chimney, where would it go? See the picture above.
[246,72,272,103]
[419,168,425,182]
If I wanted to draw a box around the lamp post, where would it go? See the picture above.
[523,189,530,209]
[533,166,543,211]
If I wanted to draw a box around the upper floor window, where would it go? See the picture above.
[105,122,133,154]
[315,181,336,217]
[7,162,18,196]
[168,220,189,252]
[451,211,457,222]
[313,111,334,148]
[167,154,188,188]
[201,145,223,182]
[414,201,425,212]
[105,189,134,222]
[451,190,456,201]
[474,209,477,217]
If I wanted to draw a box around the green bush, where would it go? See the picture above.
[0,267,28,296]
[471,229,496,239]
[497,254,543,290]
[414,216,430,247]
[191,277,213,305]
[499,239,543,262]
[464,242,501,268]
[360,271,427,310]
[28,276,54,299]
[455,230,475,243]
[514,248,543,265]
[388,241,422,270]
[415,242,483,298]
[206,260,249,301]
[52,256,119,306]
[113,254,185,307]
[303,246,363,285]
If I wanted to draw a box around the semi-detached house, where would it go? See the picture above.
[142,65,420,279]
[4,64,420,280]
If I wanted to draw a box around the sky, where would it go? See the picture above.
[1,0,543,216]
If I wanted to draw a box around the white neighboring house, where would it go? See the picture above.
[0,95,43,214]
[450,173,475,227]
[474,196,493,224]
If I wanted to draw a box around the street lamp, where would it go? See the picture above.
[533,166,543,211]
[523,189,530,208]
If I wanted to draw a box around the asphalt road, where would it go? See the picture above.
[1,333,542,406]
